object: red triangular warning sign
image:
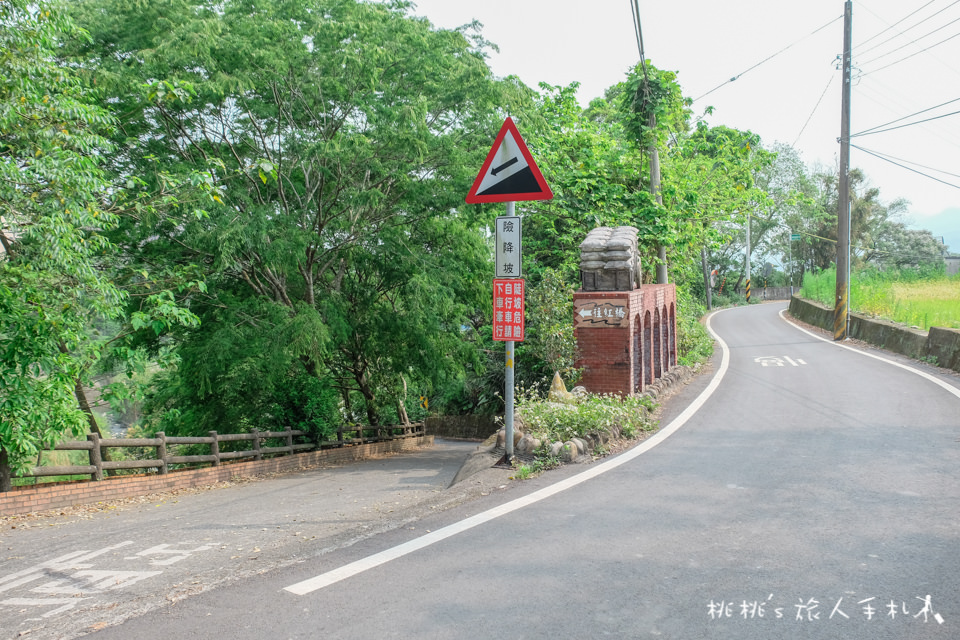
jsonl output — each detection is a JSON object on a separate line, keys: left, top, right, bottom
{"left": 465, "top": 117, "right": 553, "bottom": 204}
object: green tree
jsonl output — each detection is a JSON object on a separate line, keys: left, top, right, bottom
{"left": 70, "top": 0, "right": 514, "bottom": 428}
{"left": 517, "top": 83, "right": 653, "bottom": 282}
{"left": 0, "top": 0, "right": 127, "bottom": 483}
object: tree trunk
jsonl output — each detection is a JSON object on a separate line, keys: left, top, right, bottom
{"left": 354, "top": 372, "right": 379, "bottom": 426}
{"left": 59, "top": 340, "right": 112, "bottom": 471}
{"left": 0, "top": 447, "right": 12, "bottom": 492}
{"left": 397, "top": 375, "right": 411, "bottom": 426}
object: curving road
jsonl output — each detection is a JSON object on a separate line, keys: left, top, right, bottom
{"left": 6, "top": 302, "right": 960, "bottom": 639}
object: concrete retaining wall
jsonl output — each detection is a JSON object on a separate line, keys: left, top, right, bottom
{"left": 425, "top": 415, "right": 498, "bottom": 440}
{"left": 788, "top": 296, "right": 960, "bottom": 372}
{"left": 738, "top": 286, "right": 795, "bottom": 301}
{"left": 1, "top": 436, "right": 433, "bottom": 517}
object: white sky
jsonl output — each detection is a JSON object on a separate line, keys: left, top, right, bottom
{"left": 411, "top": 0, "right": 960, "bottom": 227}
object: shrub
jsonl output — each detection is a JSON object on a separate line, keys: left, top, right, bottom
{"left": 516, "top": 390, "right": 656, "bottom": 445}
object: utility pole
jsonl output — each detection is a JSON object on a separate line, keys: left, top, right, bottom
{"left": 745, "top": 214, "right": 751, "bottom": 303}
{"left": 650, "top": 114, "right": 668, "bottom": 284}
{"left": 631, "top": 0, "right": 668, "bottom": 284}
{"left": 834, "top": 0, "right": 853, "bottom": 340}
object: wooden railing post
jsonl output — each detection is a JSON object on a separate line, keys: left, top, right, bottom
{"left": 87, "top": 433, "right": 104, "bottom": 481}
{"left": 252, "top": 429, "right": 262, "bottom": 460}
{"left": 209, "top": 431, "right": 220, "bottom": 466}
{"left": 156, "top": 432, "right": 168, "bottom": 475}
{"left": 336, "top": 426, "right": 344, "bottom": 448}
{"left": 284, "top": 426, "right": 294, "bottom": 453}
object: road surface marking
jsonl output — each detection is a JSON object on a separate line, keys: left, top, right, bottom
{"left": 779, "top": 309, "right": 960, "bottom": 401}
{"left": 284, "top": 311, "right": 733, "bottom": 595}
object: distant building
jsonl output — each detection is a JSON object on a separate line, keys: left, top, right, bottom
{"left": 946, "top": 255, "right": 960, "bottom": 277}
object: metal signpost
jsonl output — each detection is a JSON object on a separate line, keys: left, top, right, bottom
{"left": 466, "top": 117, "right": 552, "bottom": 463}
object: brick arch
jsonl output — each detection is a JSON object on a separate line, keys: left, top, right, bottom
{"left": 653, "top": 308, "right": 662, "bottom": 379}
{"left": 661, "top": 307, "right": 669, "bottom": 374}
{"left": 633, "top": 313, "right": 643, "bottom": 394}
{"left": 669, "top": 303, "right": 677, "bottom": 367}
{"left": 643, "top": 310, "right": 653, "bottom": 386}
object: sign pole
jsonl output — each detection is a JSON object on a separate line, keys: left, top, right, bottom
{"left": 503, "top": 201, "right": 515, "bottom": 464}
{"left": 465, "top": 116, "right": 551, "bottom": 465}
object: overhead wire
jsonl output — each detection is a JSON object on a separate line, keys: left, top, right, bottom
{"left": 850, "top": 143, "right": 960, "bottom": 190}
{"left": 692, "top": 14, "right": 843, "bottom": 103}
{"left": 854, "top": 0, "right": 956, "bottom": 57}
{"left": 793, "top": 74, "right": 835, "bottom": 146}
{"left": 859, "top": 29, "right": 960, "bottom": 76}
{"left": 854, "top": 76, "right": 960, "bottom": 148}
{"left": 850, "top": 106, "right": 960, "bottom": 137}
{"left": 858, "top": 13, "right": 960, "bottom": 67}
{"left": 851, "top": 95, "right": 960, "bottom": 137}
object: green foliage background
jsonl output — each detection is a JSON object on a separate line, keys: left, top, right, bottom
{"left": 2, "top": 0, "right": 947, "bottom": 480}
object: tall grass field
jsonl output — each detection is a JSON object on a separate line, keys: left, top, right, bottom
{"left": 800, "top": 267, "right": 960, "bottom": 330}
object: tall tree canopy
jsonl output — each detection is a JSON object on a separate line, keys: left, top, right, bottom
{"left": 0, "top": 0, "right": 123, "bottom": 475}
{"left": 68, "top": 0, "right": 517, "bottom": 430}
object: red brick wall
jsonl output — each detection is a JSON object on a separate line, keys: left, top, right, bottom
{"left": 574, "top": 285, "right": 677, "bottom": 396}
{"left": 0, "top": 436, "right": 433, "bottom": 517}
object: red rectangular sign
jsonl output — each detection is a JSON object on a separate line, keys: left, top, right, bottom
{"left": 493, "top": 278, "right": 525, "bottom": 342}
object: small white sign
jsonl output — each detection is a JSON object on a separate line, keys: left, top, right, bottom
{"left": 495, "top": 216, "right": 522, "bottom": 278}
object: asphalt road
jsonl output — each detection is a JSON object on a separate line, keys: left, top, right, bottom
{"left": 4, "top": 302, "right": 959, "bottom": 639}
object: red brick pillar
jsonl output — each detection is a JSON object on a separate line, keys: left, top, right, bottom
{"left": 573, "top": 284, "right": 677, "bottom": 396}
{"left": 573, "top": 289, "right": 644, "bottom": 396}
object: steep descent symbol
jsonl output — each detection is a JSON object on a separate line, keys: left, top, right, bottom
{"left": 465, "top": 117, "right": 553, "bottom": 204}
{"left": 492, "top": 157, "right": 519, "bottom": 176}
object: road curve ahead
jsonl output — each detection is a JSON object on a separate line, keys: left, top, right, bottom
{"left": 85, "top": 302, "right": 959, "bottom": 640}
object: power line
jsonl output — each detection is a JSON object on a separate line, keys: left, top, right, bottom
{"left": 850, "top": 106, "right": 960, "bottom": 137}
{"left": 860, "top": 28, "right": 960, "bottom": 76}
{"left": 693, "top": 15, "right": 842, "bottom": 103}
{"left": 850, "top": 144, "right": 960, "bottom": 180}
{"left": 854, "top": 76, "right": 960, "bottom": 148}
{"left": 793, "top": 74, "right": 835, "bottom": 146}
{"left": 859, "top": 13, "right": 960, "bottom": 66}
{"left": 850, "top": 143, "right": 960, "bottom": 190}
{"left": 854, "top": 0, "right": 955, "bottom": 56}
{"left": 851, "top": 95, "right": 960, "bottom": 136}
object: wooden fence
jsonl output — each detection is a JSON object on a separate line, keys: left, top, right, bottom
{"left": 4, "top": 423, "right": 425, "bottom": 491}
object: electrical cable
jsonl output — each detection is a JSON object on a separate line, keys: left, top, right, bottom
{"left": 859, "top": 14, "right": 960, "bottom": 66}
{"left": 692, "top": 15, "right": 843, "bottom": 103}
{"left": 793, "top": 74, "right": 835, "bottom": 146}
{"left": 854, "top": 0, "right": 955, "bottom": 56}
{"left": 848, "top": 145, "right": 960, "bottom": 179}
{"left": 629, "top": 0, "right": 643, "bottom": 59}
{"left": 851, "top": 95, "right": 960, "bottom": 137}
{"left": 860, "top": 28, "right": 960, "bottom": 76}
{"left": 850, "top": 143, "right": 960, "bottom": 190}
{"left": 849, "top": 106, "right": 960, "bottom": 137}
{"left": 854, "top": 77, "right": 960, "bottom": 148}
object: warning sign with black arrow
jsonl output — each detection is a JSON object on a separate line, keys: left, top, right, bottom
{"left": 465, "top": 117, "right": 553, "bottom": 204}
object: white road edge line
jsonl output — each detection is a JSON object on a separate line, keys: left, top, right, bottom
{"left": 778, "top": 309, "right": 960, "bottom": 401}
{"left": 284, "top": 311, "right": 733, "bottom": 596}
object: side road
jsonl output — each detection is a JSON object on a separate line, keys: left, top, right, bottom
{"left": 0, "top": 440, "right": 516, "bottom": 640}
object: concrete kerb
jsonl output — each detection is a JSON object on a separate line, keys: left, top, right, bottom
{"left": 448, "top": 364, "right": 702, "bottom": 486}
{"left": 788, "top": 295, "right": 960, "bottom": 373}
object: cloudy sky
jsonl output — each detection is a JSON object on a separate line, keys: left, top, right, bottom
{"left": 411, "top": 0, "right": 960, "bottom": 242}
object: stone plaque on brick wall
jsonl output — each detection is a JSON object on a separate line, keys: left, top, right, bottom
{"left": 575, "top": 300, "right": 628, "bottom": 328}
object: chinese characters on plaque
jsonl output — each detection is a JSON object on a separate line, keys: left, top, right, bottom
{"left": 493, "top": 278, "right": 525, "bottom": 342}
{"left": 495, "top": 216, "right": 521, "bottom": 278}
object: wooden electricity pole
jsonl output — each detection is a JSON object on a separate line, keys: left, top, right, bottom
{"left": 632, "top": 0, "right": 668, "bottom": 284}
{"left": 834, "top": 0, "right": 853, "bottom": 340}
